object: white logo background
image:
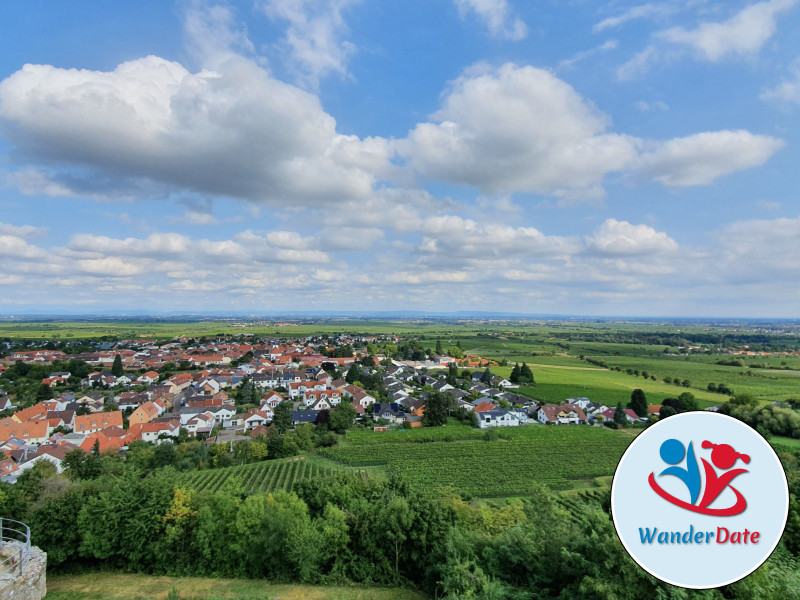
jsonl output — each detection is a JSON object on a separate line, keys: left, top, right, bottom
{"left": 611, "top": 412, "right": 789, "bottom": 589}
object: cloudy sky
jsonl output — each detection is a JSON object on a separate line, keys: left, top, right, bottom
{"left": 0, "top": 0, "right": 798, "bottom": 316}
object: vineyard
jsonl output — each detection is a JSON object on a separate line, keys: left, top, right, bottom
{"left": 321, "top": 425, "right": 633, "bottom": 497}
{"left": 181, "top": 457, "right": 370, "bottom": 495}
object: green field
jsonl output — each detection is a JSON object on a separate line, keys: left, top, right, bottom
{"left": 320, "top": 423, "right": 633, "bottom": 496}
{"left": 181, "top": 455, "right": 375, "bottom": 494}
{"left": 3, "top": 318, "right": 799, "bottom": 406}
{"left": 47, "top": 573, "right": 426, "bottom": 600}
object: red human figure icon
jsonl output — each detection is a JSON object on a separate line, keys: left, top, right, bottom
{"left": 698, "top": 441, "right": 750, "bottom": 511}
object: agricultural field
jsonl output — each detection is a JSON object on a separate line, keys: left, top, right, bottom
{"left": 2, "top": 318, "right": 799, "bottom": 406}
{"left": 181, "top": 456, "right": 373, "bottom": 495}
{"left": 320, "top": 424, "right": 633, "bottom": 497}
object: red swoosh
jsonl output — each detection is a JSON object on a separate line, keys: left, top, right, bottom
{"left": 648, "top": 472, "right": 747, "bottom": 516}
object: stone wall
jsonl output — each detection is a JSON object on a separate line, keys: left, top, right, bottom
{"left": 0, "top": 543, "right": 46, "bottom": 600}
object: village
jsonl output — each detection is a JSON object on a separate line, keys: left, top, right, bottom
{"left": 0, "top": 334, "right": 658, "bottom": 482}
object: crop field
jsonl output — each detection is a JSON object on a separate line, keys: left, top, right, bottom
{"left": 3, "top": 318, "right": 798, "bottom": 405}
{"left": 492, "top": 365, "right": 722, "bottom": 408}
{"left": 321, "top": 424, "right": 633, "bottom": 496}
{"left": 181, "top": 456, "right": 371, "bottom": 495}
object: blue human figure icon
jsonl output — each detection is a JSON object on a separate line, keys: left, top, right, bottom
{"left": 659, "top": 438, "right": 701, "bottom": 505}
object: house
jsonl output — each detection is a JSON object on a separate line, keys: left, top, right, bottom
{"left": 537, "top": 404, "right": 587, "bottom": 425}
{"left": 342, "top": 385, "right": 376, "bottom": 409}
{"left": 179, "top": 403, "right": 236, "bottom": 427}
{"left": 472, "top": 400, "right": 496, "bottom": 413}
{"left": 371, "top": 403, "right": 405, "bottom": 425}
{"left": 129, "top": 401, "right": 161, "bottom": 427}
{"left": 260, "top": 391, "right": 284, "bottom": 409}
{"left": 0, "top": 458, "right": 19, "bottom": 480}
{"left": 478, "top": 409, "right": 522, "bottom": 429}
{"left": 0, "top": 420, "right": 52, "bottom": 445}
{"left": 302, "top": 389, "right": 342, "bottom": 408}
{"left": 126, "top": 418, "right": 181, "bottom": 445}
{"left": 74, "top": 411, "right": 124, "bottom": 435}
{"left": 45, "top": 410, "right": 76, "bottom": 430}
{"left": 184, "top": 412, "right": 216, "bottom": 437}
{"left": 291, "top": 411, "right": 318, "bottom": 426}
{"left": 136, "top": 371, "right": 160, "bottom": 385}
{"left": 597, "top": 408, "right": 641, "bottom": 423}
{"left": 79, "top": 431, "right": 125, "bottom": 454}
{"left": 242, "top": 408, "right": 272, "bottom": 431}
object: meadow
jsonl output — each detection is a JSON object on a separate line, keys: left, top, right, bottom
{"left": 47, "top": 573, "right": 426, "bottom": 600}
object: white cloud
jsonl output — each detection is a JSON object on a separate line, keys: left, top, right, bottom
{"left": 400, "top": 63, "right": 640, "bottom": 198}
{"left": 616, "top": 46, "right": 662, "bottom": 81}
{"left": 586, "top": 219, "right": 677, "bottom": 255}
{"left": 636, "top": 130, "right": 784, "bottom": 186}
{"left": 657, "top": 0, "right": 796, "bottom": 62}
{"left": 594, "top": 4, "right": 672, "bottom": 32}
{"left": 182, "top": 1, "right": 256, "bottom": 68}
{"left": 172, "top": 211, "right": 220, "bottom": 225}
{"left": 0, "top": 54, "right": 386, "bottom": 207}
{"left": 76, "top": 257, "right": 147, "bottom": 277}
{"left": 259, "top": 0, "right": 358, "bottom": 88}
{"left": 558, "top": 40, "right": 619, "bottom": 70}
{"left": 761, "top": 59, "right": 800, "bottom": 103}
{"left": 454, "top": 0, "right": 527, "bottom": 41}
{"left": 634, "top": 100, "right": 669, "bottom": 112}
{"left": 0, "top": 222, "right": 46, "bottom": 239}
{"left": 0, "top": 235, "right": 46, "bottom": 259}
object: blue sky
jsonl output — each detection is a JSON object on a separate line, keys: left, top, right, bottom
{"left": 0, "top": 0, "right": 799, "bottom": 316}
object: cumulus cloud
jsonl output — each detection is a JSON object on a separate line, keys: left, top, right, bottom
{"left": 0, "top": 235, "right": 46, "bottom": 260}
{"left": 0, "top": 52, "right": 387, "bottom": 206}
{"left": 585, "top": 219, "right": 677, "bottom": 255}
{"left": 399, "top": 63, "right": 640, "bottom": 198}
{"left": 259, "top": 0, "right": 358, "bottom": 88}
{"left": 657, "top": 0, "right": 796, "bottom": 62}
{"left": 454, "top": 0, "right": 527, "bottom": 41}
{"left": 636, "top": 130, "right": 785, "bottom": 186}
{"left": 400, "top": 63, "right": 780, "bottom": 196}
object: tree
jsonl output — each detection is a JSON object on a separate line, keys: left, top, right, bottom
{"left": 630, "top": 389, "right": 648, "bottom": 418}
{"left": 510, "top": 363, "right": 522, "bottom": 384}
{"left": 659, "top": 406, "right": 677, "bottom": 420}
{"left": 345, "top": 364, "right": 363, "bottom": 385}
{"left": 435, "top": 340, "right": 444, "bottom": 355}
{"left": 36, "top": 383, "right": 53, "bottom": 401}
{"left": 111, "top": 354, "right": 123, "bottom": 377}
{"left": 614, "top": 402, "right": 627, "bottom": 427}
{"left": 423, "top": 391, "right": 449, "bottom": 427}
{"left": 480, "top": 368, "right": 493, "bottom": 384}
{"left": 273, "top": 401, "right": 293, "bottom": 434}
{"left": 519, "top": 363, "right": 534, "bottom": 384}
{"left": 329, "top": 402, "right": 357, "bottom": 433}
{"left": 677, "top": 392, "right": 699, "bottom": 412}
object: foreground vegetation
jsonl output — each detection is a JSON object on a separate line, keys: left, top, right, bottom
{"left": 47, "top": 573, "right": 426, "bottom": 600}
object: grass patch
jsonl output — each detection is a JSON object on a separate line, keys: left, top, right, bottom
{"left": 47, "top": 573, "right": 427, "bottom": 600}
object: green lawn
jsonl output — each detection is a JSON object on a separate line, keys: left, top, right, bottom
{"left": 46, "top": 573, "right": 427, "bottom": 600}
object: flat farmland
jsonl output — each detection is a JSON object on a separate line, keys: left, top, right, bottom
{"left": 320, "top": 424, "right": 633, "bottom": 496}
{"left": 493, "top": 365, "right": 722, "bottom": 408}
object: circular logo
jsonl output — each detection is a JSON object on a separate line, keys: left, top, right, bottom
{"left": 611, "top": 411, "right": 789, "bottom": 589}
